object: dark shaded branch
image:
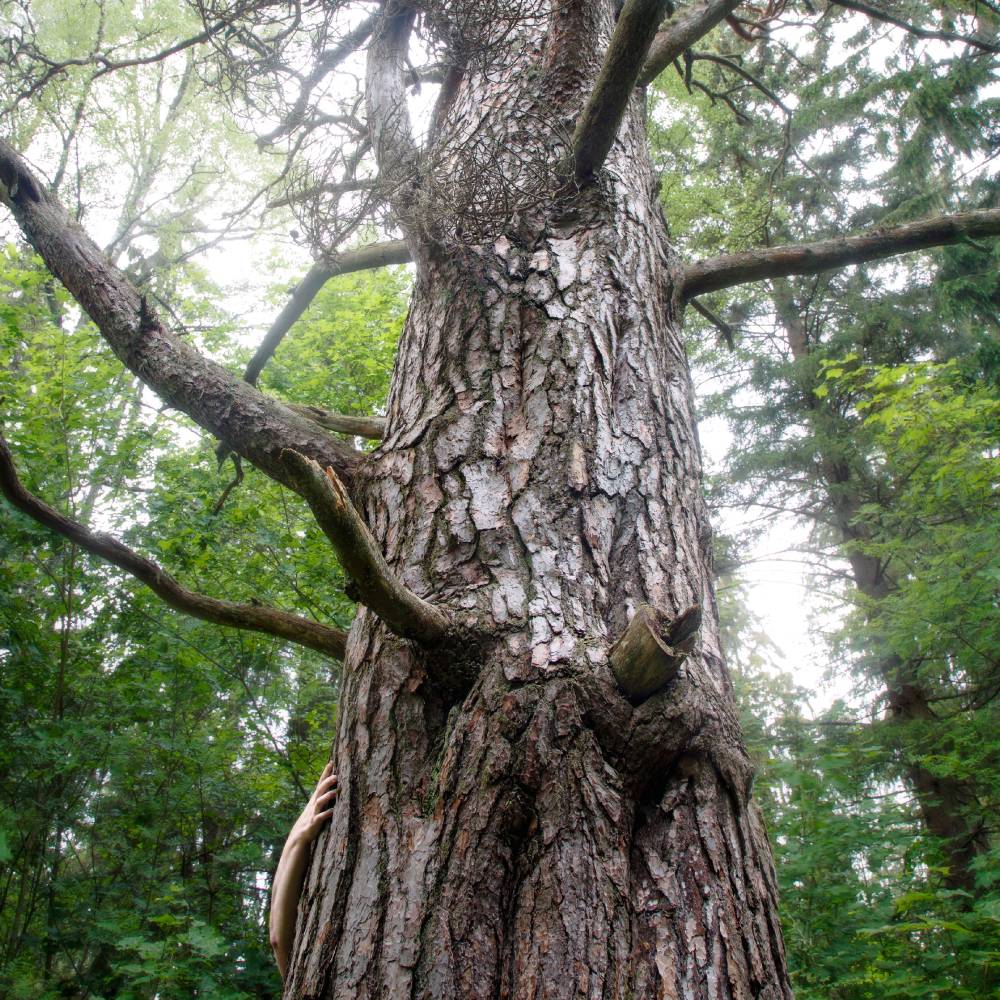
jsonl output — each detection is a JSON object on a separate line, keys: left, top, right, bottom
{"left": 287, "top": 404, "right": 385, "bottom": 440}
{"left": 212, "top": 454, "right": 244, "bottom": 514}
{"left": 637, "top": 0, "right": 743, "bottom": 88}
{"left": 281, "top": 450, "right": 450, "bottom": 645}
{"left": 0, "top": 137, "right": 361, "bottom": 491}
{"left": 242, "top": 239, "right": 410, "bottom": 387}
{"left": 573, "top": 0, "right": 674, "bottom": 180}
{"left": 690, "top": 297, "right": 736, "bottom": 349}
{"left": 828, "top": 0, "right": 1000, "bottom": 54}
{"left": 682, "top": 208, "right": 1000, "bottom": 298}
{"left": 0, "top": 435, "right": 347, "bottom": 660}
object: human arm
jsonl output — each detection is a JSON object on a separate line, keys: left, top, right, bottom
{"left": 269, "top": 762, "right": 340, "bottom": 980}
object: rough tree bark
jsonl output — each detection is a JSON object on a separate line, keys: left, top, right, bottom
{"left": 285, "top": 5, "right": 790, "bottom": 997}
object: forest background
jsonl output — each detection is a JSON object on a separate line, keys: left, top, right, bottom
{"left": 0, "top": 0, "right": 998, "bottom": 997}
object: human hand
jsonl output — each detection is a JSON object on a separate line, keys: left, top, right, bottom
{"left": 290, "top": 761, "right": 339, "bottom": 847}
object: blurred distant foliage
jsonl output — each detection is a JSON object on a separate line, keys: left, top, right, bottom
{"left": 0, "top": 246, "right": 406, "bottom": 998}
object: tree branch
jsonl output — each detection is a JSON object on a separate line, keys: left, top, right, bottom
{"left": 828, "top": 0, "right": 1000, "bottom": 54}
{"left": 690, "top": 297, "right": 736, "bottom": 349}
{"left": 0, "top": 435, "right": 347, "bottom": 660}
{"left": 637, "top": 0, "right": 743, "bottom": 89}
{"left": 255, "top": 13, "right": 380, "bottom": 148}
{"left": 365, "top": 3, "right": 419, "bottom": 198}
{"left": 287, "top": 404, "right": 385, "bottom": 441}
{"left": 0, "top": 137, "right": 361, "bottom": 492}
{"left": 280, "top": 450, "right": 450, "bottom": 646}
{"left": 573, "top": 0, "right": 675, "bottom": 180}
{"left": 681, "top": 208, "right": 1000, "bottom": 298}
{"left": 689, "top": 51, "right": 790, "bottom": 113}
{"left": 242, "top": 240, "right": 410, "bottom": 387}
{"left": 267, "top": 178, "right": 376, "bottom": 211}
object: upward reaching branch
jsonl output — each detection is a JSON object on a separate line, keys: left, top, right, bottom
{"left": 242, "top": 240, "right": 410, "bottom": 387}
{"left": 0, "top": 138, "right": 361, "bottom": 492}
{"left": 365, "top": 3, "right": 419, "bottom": 213}
{"left": 0, "top": 435, "right": 347, "bottom": 660}
{"left": 573, "top": 0, "right": 675, "bottom": 180}
{"left": 636, "top": 0, "right": 743, "bottom": 89}
{"left": 256, "top": 12, "right": 380, "bottom": 148}
{"left": 681, "top": 208, "right": 1000, "bottom": 298}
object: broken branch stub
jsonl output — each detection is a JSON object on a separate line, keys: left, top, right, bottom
{"left": 609, "top": 603, "right": 702, "bottom": 701}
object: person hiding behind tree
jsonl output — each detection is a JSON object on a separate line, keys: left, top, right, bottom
{"left": 269, "top": 763, "right": 339, "bottom": 979}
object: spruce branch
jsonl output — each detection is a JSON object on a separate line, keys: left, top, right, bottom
{"left": 829, "top": 0, "right": 1000, "bottom": 54}
{"left": 682, "top": 209, "right": 1000, "bottom": 298}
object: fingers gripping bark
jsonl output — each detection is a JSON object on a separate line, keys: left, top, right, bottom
{"left": 0, "top": 137, "right": 361, "bottom": 492}
{"left": 280, "top": 449, "right": 452, "bottom": 646}
{"left": 0, "top": 435, "right": 347, "bottom": 660}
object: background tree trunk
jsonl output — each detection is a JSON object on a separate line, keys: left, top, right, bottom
{"left": 772, "top": 284, "right": 987, "bottom": 896}
{"left": 286, "top": 12, "right": 792, "bottom": 996}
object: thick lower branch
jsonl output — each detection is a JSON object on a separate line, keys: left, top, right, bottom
{"left": 636, "top": 0, "right": 743, "bottom": 88}
{"left": 0, "top": 436, "right": 347, "bottom": 660}
{"left": 281, "top": 450, "right": 450, "bottom": 645}
{"left": 682, "top": 208, "right": 1000, "bottom": 298}
{"left": 0, "top": 138, "right": 361, "bottom": 491}
{"left": 573, "top": 0, "right": 674, "bottom": 180}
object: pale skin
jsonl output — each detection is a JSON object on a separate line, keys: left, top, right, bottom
{"left": 269, "top": 761, "right": 339, "bottom": 980}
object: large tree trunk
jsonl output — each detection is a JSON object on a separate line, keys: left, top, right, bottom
{"left": 285, "top": 12, "right": 791, "bottom": 997}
